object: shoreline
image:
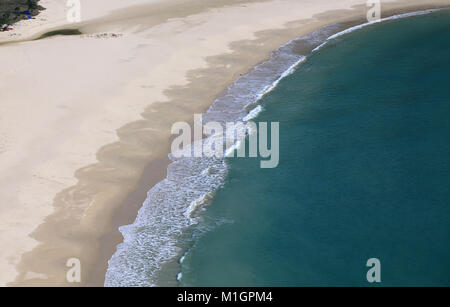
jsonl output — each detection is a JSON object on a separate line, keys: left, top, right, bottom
{"left": 0, "top": 0, "right": 448, "bottom": 287}
{"left": 105, "top": 6, "right": 450, "bottom": 287}
{"left": 174, "top": 9, "right": 450, "bottom": 286}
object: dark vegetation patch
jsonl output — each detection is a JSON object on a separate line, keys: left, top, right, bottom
{"left": 36, "top": 29, "right": 83, "bottom": 40}
{"left": 0, "top": 0, "right": 44, "bottom": 26}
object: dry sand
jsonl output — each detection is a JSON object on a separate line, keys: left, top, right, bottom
{"left": 0, "top": 0, "right": 448, "bottom": 286}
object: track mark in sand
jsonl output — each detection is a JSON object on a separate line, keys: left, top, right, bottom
{"left": 31, "top": 174, "right": 66, "bottom": 187}
{"left": 81, "top": 33, "right": 123, "bottom": 39}
{"left": 0, "top": 134, "right": 9, "bottom": 154}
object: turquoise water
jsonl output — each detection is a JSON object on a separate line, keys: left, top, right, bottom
{"left": 180, "top": 10, "right": 450, "bottom": 286}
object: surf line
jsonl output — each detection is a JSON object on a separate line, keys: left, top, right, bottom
{"left": 171, "top": 114, "right": 280, "bottom": 169}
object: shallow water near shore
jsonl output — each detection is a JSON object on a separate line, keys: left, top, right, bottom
{"left": 179, "top": 10, "right": 450, "bottom": 286}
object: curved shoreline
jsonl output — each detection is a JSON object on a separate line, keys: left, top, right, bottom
{"left": 1, "top": 0, "right": 449, "bottom": 287}
{"left": 177, "top": 9, "right": 450, "bottom": 286}
{"left": 105, "top": 6, "right": 450, "bottom": 286}
{"left": 174, "top": 7, "right": 448, "bottom": 286}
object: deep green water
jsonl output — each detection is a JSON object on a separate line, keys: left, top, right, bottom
{"left": 180, "top": 10, "right": 450, "bottom": 286}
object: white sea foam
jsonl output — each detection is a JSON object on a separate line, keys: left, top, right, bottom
{"left": 185, "top": 192, "right": 213, "bottom": 218}
{"left": 253, "top": 56, "right": 306, "bottom": 104}
{"left": 312, "top": 9, "right": 439, "bottom": 53}
{"left": 105, "top": 157, "right": 228, "bottom": 287}
{"left": 243, "top": 105, "right": 263, "bottom": 122}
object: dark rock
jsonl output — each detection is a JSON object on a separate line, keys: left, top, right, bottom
{"left": 0, "top": 0, "right": 44, "bottom": 26}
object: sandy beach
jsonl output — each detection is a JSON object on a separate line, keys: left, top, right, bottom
{"left": 0, "top": 0, "right": 448, "bottom": 286}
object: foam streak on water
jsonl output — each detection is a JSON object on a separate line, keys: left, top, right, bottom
{"left": 312, "top": 9, "right": 439, "bottom": 53}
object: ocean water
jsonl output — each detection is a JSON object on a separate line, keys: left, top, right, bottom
{"left": 178, "top": 10, "right": 450, "bottom": 286}
{"left": 105, "top": 9, "right": 450, "bottom": 286}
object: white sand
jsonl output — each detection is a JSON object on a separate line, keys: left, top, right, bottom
{"left": 0, "top": 0, "right": 448, "bottom": 286}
